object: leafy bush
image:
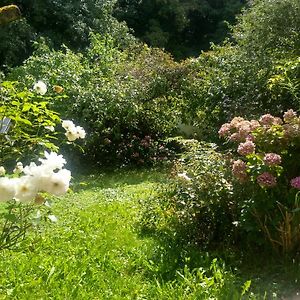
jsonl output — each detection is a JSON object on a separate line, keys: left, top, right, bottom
{"left": 219, "top": 110, "right": 300, "bottom": 253}
{"left": 180, "top": 0, "right": 300, "bottom": 140}
{"left": 8, "top": 35, "right": 184, "bottom": 165}
{"left": 0, "top": 0, "right": 134, "bottom": 68}
{"left": 141, "top": 139, "right": 236, "bottom": 248}
{"left": 0, "top": 81, "right": 61, "bottom": 167}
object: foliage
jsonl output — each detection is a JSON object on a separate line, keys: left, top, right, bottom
{"left": 0, "top": 199, "right": 55, "bottom": 251}
{"left": 180, "top": 0, "right": 300, "bottom": 140}
{"left": 219, "top": 110, "right": 300, "bottom": 253}
{"left": 8, "top": 35, "right": 185, "bottom": 165}
{"left": 0, "top": 0, "right": 134, "bottom": 69}
{"left": 0, "top": 81, "right": 61, "bottom": 167}
{"left": 0, "top": 18, "right": 36, "bottom": 69}
{"left": 115, "top": 0, "right": 245, "bottom": 59}
{"left": 141, "top": 140, "right": 236, "bottom": 248}
{"left": 268, "top": 56, "right": 300, "bottom": 106}
{"left": 0, "top": 169, "right": 284, "bottom": 299}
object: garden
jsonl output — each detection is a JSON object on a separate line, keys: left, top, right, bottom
{"left": 0, "top": 0, "right": 299, "bottom": 298}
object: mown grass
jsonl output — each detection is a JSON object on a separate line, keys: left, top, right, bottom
{"left": 0, "top": 168, "right": 299, "bottom": 299}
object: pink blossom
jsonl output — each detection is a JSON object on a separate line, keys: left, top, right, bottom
{"left": 250, "top": 120, "right": 261, "bottom": 130}
{"left": 232, "top": 160, "right": 248, "bottom": 182}
{"left": 290, "top": 177, "right": 300, "bottom": 190}
{"left": 283, "top": 124, "right": 300, "bottom": 138}
{"left": 238, "top": 121, "right": 251, "bottom": 140}
{"left": 246, "top": 134, "right": 255, "bottom": 142}
{"left": 230, "top": 117, "right": 245, "bottom": 128}
{"left": 263, "top": 153, "right": 282, "bottom": 166}
{"left": 229, "top": 132, "right": 241, "bottom": 142}
{"left": 274, "top": 117, "right": 283, "bottom": 125}
{"left": 218, "top": 123, "right": 231, "bottom": 137}
{"left": 237, "top": 140, "right": 255, "bottom": 156}
{"left": 257, "top": 172, "right": 277, "bottom": 188}
{"left": 259, "top": 114, "right": 275, "bottom": 126}
{"left": 283, "top": 109, "right": 297, "bottom": 124}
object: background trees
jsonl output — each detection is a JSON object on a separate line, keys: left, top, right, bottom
{"left": 0, "top": 0, "right": 131, "bottom": 68}
{"left": 0, "top": 0, "right": 245, "bottom": 68}
{"left": 115, "top": 0, "right": 245, "bottom": 59}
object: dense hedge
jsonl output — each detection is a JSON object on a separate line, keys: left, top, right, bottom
{"left": 179, "top": 0, "right": 300, "bottom": 141}
{"left": 8, "top": 35, "right": 187, "bottom": 165}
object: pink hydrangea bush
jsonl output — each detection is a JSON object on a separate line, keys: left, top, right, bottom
{"left": 220, "top": 109, "right": 300, "bottom": 253}
{"left": 219, "top": 109, "right": 300, "bottom": 190}
{"left": 256, "top": 172, "right": 277, "bottom": 188}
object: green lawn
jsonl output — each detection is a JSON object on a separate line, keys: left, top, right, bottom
{"left": 0, "top": 169, "right": 298, "bottom": 299}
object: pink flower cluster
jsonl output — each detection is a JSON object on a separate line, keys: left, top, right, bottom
{"left": 290, "top": 177, "right": 300, "bottom": 190}
{"left": 259, "top": 114, "right": 282, "bottom": 126}
{"left": 283, "top": 123, "right": 300, "bottom": 138}
{"left": 237, "top": 140, "right": 255, "bottom": 156}
{"left": 263, "top": 153, "right": 281, "bottom": 166}
{"left": 232, "top": 160, "right": 248, "bottom": 182}
{"left": 283, "top": 109, "right": 297, "bottom": 124}
{"left": 218, "top": 117, "right": 259, "bottom": 142}
{"left": 220, "top": 110, "right": 300, "bottom": 190}
{"left": 257, "top": 172, "right": 277, "bottom": 188}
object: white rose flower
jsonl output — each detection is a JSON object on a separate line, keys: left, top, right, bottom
{"left": 65, "top": 129, "right": 78, "bottom": 142}
{"left": 62, "top": 120, "right": 76, "bottom": 131}
{"left": 43, "top": 169, "right": 71, "bottom": 196}
{"left": 0, "top": 166, "right": 6, "bottom": 176}
{"left": 0, "top": 177, "right": 16, "bottom": 201}
{"left": 39, "top": 151, "right": 66, "bottom": 171}
{"left": 33, "top": 80, "right": 47, "bottom": 95}
{"left": 76, "top": 126, "right": 86, "bottom": 139}
{"left": 14, "top": 176, "right": 38, "bottom": 202}
{"left": 13, "top": 162, "right": 23, "bottom": 174}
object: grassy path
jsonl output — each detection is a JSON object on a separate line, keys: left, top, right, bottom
{"left": 0, "top": 169, "right": 297, "bottom": 299}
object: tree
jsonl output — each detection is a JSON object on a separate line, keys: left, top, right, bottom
{"left": 0, "top": 0, "right": 132, "bottom": 68}
{"left": 114, "top": 0, "right": 245, "bottom": 59}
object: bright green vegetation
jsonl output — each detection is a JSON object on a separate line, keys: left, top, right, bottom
{"left": 0, "top": 169, "right": 298, "bottom": 299}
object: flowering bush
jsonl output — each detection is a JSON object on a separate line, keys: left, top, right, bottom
{"left": 0, "top": 80, "right": 85, "bottom": 250}
{"left": 220, "top": 109, "right": 300, "bottom": 253}
{"left": 0, "top": 151, "right": 71, "bottom": 202}
{"left": 142, "top": 140, "right": 235, "bottom": 247}
{"left": 8, "top": 36, "right": 183, "bottom": 165}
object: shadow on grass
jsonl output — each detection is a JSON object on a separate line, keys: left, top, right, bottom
{"left": 137, "top": 222, "right": 300, "bottom": 298}
{"left": 71, "top": 165, "right": 171, "bottom": 192}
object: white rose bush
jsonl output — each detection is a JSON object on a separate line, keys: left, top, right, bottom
{"left": 0, "top": 151, "right": 71, "bottom": 203}
{"left": 0, "top": 80, "right": 86, "bottom": 250}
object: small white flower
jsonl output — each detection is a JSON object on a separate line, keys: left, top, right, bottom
{"left": 14, "top": 176, "right": 38, "bottom": 202}
{"left": 33, "top": 80, "right": 47, "bottom": 95}
{"left": 177, "top": 172, "right": 192, "bottom": 181}
{"left": 62, "top": 120, "right": 76, "bottom": 131}
{"left": 39, "top": 151, "right": 66, "bottom": 171}
{"left": 0, "top": 177, "right": 16, "bottom": 201}
{"left": 43, "top": 169, "right": 71, "bottom": 196}
{"left": 45, "top": 125, "right": 55, "bottom": 132}
{"left": 13, "top": 162, "right": 23, "bottom": 174}
{"left": 65, "top": 129, "right": 78, "bottom": 142}
{"left": 76, "top": 126, "right": 86, "bottom": 139}
{"left": 0, "top": 166, "right": 6, "bottom": 176}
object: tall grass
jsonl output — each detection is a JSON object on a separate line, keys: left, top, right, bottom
{"left": 0, "top": 169, "right": 298, "bottom": 299}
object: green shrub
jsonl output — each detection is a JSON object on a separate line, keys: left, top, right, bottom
{"left": 141, "top": 140, "right": 236, "bottom": 248}
{"left": 0, "top": 0, "right": 134, "bottom": 68}
{"left": 8, "top": 35, "right": 184, "bottom": 165}
{"left": 180, "top": 0, "right": 300, "bottom": 141}
{"left": 0, "top": 80, "right": 61, "bottom": 167}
